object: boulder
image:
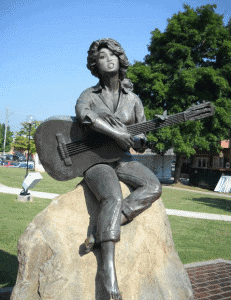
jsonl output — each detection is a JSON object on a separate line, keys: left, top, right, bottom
{"left": 11, "top": 180, "right": 194, "bottom": 300}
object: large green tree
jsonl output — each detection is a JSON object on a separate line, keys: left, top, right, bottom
{"left": 127, "top": 3, "right": 231, "bottom": 183}
{"left": 13, "top": 121, "right": 41, "bottom": 156}
{"left": 0, "top": 123, "right": 13, "bottom": 153}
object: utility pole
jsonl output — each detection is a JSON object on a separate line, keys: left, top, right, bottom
{"left": 3, "top": 108, "right": 9, "bottom": 155}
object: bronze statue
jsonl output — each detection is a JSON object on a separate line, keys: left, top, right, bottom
{"left": 75, "top": 38, "right": 162, "bottom": 300}
{"left": 14, "top": 37, "right": 214, "bottom": 300}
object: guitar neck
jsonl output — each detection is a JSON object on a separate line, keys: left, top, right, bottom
{"left": 126, "top": 111, "right": 185, "bottom": 136}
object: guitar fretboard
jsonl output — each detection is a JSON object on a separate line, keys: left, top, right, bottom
{"left": 126, "top": 112, "right": 185, "bottom": 136}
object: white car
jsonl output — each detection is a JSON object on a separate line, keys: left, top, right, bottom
{"left": 9, "top": 162, "right": 34, "bottom": 169}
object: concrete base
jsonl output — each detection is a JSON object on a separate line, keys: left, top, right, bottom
{"left": 17, "top": 194, "right": 33, "bottom": 202}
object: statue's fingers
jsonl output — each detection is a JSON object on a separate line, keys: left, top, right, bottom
{"left": 124, "top": 141, "right": 130, "bottom": 151}
{"left": 105, "top": 117, "right": 114, "bottom": 126}
{"left": 115, "top": 119, "right": 124, "bottom": 127}
{"left": 129, "top": 137, "right": 134, "bottom": 147}
{"left": 108, "top": 116, "right": 118, "bottom": 125}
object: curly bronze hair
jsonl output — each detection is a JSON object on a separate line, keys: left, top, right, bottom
{"left": 87, "top": 38, "right": 130, "bottom": 82}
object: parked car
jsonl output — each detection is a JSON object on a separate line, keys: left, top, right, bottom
{"left": 13, "top": 152, "right": 26, "bottom": 162}
{"left": 3, "top": 161, "right": 15, "bottom": 167}
{"left": 5, "top": 154, "right": 15, "bottom": 161}
{"left": 0, "top": 158, "right": 5, "bottom": 165}
{"left": 0, "top": 155, "right": 7, "bottom": 161}
{"left": 9, "top": 162, "right": 34, "bottom": 169}
{"left": 8, "top": 162, "right": 19, "bottom": 166}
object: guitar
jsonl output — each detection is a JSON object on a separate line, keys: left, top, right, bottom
{"left": 34, "top": 101, "right": 215, "bottom": 181}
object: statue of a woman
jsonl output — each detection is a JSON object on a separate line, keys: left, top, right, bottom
{"left": 75, "top": 38, "right": 162, "bottom": 300}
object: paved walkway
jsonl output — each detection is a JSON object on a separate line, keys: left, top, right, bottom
{"left": 185, "top": 258, "right": 231, "bottom": 299}
{"left": 0, "top": 184, "right": 59, "bottom": 199}
{"left": 163, "top": 184, "right": 231, "bottom": 198}
{"left": 1, "top": 184, "right": 231, "bottom": 222}
{"left": 166, "top": 208, "right": 231, "bottom": 221}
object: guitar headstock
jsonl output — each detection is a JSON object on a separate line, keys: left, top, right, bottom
{"left": 185, "top": 101, "right": 215, "bottom": 121}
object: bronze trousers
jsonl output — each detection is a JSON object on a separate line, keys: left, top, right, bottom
{"left": 84, "top": 160, "right": 162, "bottom": 244}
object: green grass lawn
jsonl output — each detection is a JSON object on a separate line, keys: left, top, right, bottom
{"left": 169, "top": 215, "right": 231, "bottom": 264}
{"left": 0, "top": 193, "right": 53, "bottom": 289}
{"left": 162, "top": 188, "right": 231, "bottom": 216}
{"left": 1, "top": 168, "right": 231, "bottom": 290}
{"left": 0, "top": 166, "right": 83, "bottom": 194}
{"left": 166, "top": 181, "right": 218, "bottom": 193}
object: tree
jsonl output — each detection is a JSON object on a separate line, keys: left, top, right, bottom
{"left": 127, "top": 4, "right": 231, "bottom": 183}
{"left": 0, "top": 123, "right": 13, "bottom": 153}
{"left": 13, "top": 121, "right": 41, "bottom": 157}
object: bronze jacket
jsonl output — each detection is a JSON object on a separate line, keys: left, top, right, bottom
{"left": 75, "top": 82, "right": 146, "bottom": 126}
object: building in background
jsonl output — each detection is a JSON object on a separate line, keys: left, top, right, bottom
{"left": 130, "top": 148, "right": 176, "bottom": 181}
{"left": 189, "top": 140, "right": 231, "bottom": 190}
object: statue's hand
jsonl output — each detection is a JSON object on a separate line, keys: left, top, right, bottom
{"left": 97, "top": 111, "right": 121, "bottom": 128}
{"left": 113, "top": 126, "right": 134, "bottom": 151}
{"left": 94, "top": 112, "right": 133, "bottom": 150}
{"left": 114, "top": 132, "right": 134, "bottom": 151}
{"left": 133, "top": 136, "right": 147, "bottom": 153}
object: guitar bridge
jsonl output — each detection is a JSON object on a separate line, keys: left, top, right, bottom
{"left": 56, "top": 133, "right": 72, "bottom": 166}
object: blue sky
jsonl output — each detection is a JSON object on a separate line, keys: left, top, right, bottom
{"left": 1, "top": 0, "right": 231, "bottom": 133}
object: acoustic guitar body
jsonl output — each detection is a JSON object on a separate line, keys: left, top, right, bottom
{"left": 34, "top": 116, "right": 125, "bottom": 181}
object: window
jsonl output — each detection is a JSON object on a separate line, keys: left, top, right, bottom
{"left": 213, "top": 157, "right": 224, "bottom": 168}
{"left": 195, "top": 157, "right": 208, "bottom": 169}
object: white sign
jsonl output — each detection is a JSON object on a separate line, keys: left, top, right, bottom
{"left": 214, "top": 176, "right": 231, "bottom": 193}
{"left": 22, "top": 172, "right": 43, "bottom": 192}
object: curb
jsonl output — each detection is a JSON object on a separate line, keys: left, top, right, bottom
{"left": 184, "top": 258, "right": 231, "bottom": 268}
{"left": 166, "top": 209, "right": 231, "bottom": 222}
{"left": 162, "top": 185, "right": 231, "bottom": 198}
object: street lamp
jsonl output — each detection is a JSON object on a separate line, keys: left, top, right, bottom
{"left": 25, "top": 115, "right": 35, "bottom": 178}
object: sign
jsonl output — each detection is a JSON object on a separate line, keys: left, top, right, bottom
{"left": 214, "top": 176, "right": 231, "bottom": 193}
{"left": 22, "top": 172, "right": 43, "bottom": 193}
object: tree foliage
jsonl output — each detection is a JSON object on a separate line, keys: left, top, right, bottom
{"left": 0, "top": 123, "right": 13, "bottom": 153}
{"left": 127, "top": 4, "right": 231, "bottom": 182}
{"left": 13, "top": 121, "right": 41, "bottom": 156}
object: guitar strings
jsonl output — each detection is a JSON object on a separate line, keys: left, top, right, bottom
{"left": 67, "top": 140, "right": 114, "bottom": 155}
{"left": 67, "top": 139, "right": 109, "bottom": 151}
{"left": 67, "top": 143, "right": 93, "bottom": 155}
{"left": 128, "top": 111, "right": 210, "bottom": 136}
{"left": 127, "top": 115, "right": 184, "bottom": 136}
{"left": 127, "top": 106, "right": 211, "bottom": 135}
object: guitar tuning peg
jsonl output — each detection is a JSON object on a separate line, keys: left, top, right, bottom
{"left": 156, "top": 110, "right": 168, "bottom": 121}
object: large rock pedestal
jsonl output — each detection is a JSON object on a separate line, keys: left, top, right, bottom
{"left": 11, "top": 181, "right": 194, "bottom": 300}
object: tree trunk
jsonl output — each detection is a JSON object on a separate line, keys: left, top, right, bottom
{"left": 174, "top": 153, "right": 183, "bottom": 184}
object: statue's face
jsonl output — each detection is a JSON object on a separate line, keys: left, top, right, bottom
{"left": 96, "top": 48, "right": 119, "bottom": 76}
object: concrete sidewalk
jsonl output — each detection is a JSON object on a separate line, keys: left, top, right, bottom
{"left": 166, "top": 208, "right": 231, "bottom": 221}
{"left": 163, "top": 185, "right": 231, "bottom": 198}
{"left": 1, "top": 184, "right": 231, "bottom": 222}
{"left": 0, "top": 184, "right": 59, "bottom": 200}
